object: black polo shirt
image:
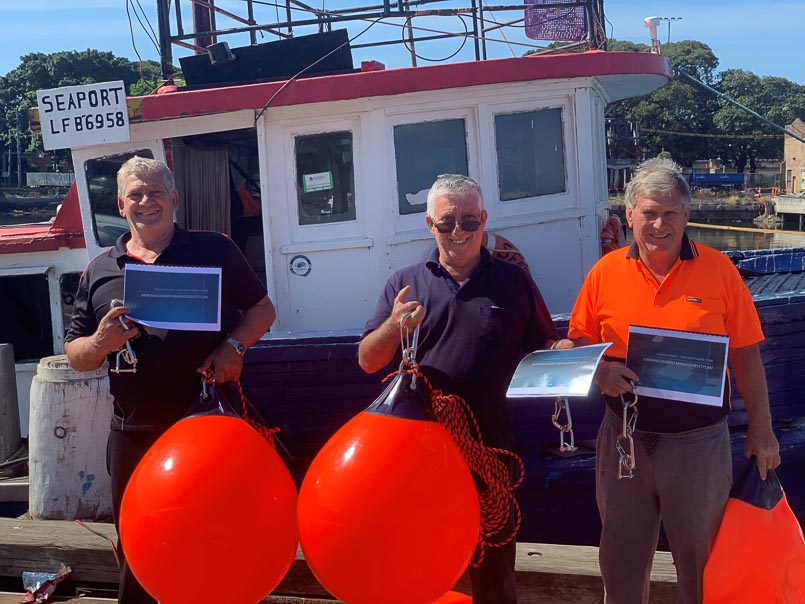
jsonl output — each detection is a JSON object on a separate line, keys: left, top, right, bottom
{"left": 66, "top": 227, "right": 267, "bottom": 431}
{"left": 364, "top": 247, "right": 558, "bottom": 450}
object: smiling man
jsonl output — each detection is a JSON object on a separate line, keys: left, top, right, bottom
{"left": 568, "top": 158, "right": 780, "bottom": 604}
{"left": 359, "top": 174, "right": 568, "bottom": 603}
{"left": 65, "top": 156, "right": 275, "bottom": 604}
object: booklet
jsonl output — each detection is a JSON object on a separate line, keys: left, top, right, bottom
{"left": 626, "top": 325, "right": 729, "bottom": 406}
{"left": 123, "top": 264, "right": 222, "bottom": 331}
{"left": 506, "top": 343, "right": 612, "bottom": 398}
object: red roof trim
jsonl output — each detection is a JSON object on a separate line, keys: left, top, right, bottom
{"left": 140, "top": 51, "right": 671, "bottom": 120}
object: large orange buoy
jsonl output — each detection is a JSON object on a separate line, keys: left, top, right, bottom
{"left": 298, "top": 371, "right": 480, "bottom": 604}
{"left": 703, "top": 457, "right": 805, "bottom": 603}
{"left": 120, "top": 412, "right": 298, "bottom": 604}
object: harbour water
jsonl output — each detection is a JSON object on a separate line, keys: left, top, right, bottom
{"left": 677, "top": 224, "right": 805, "bottom": 252}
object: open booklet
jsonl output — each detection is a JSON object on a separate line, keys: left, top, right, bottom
{"left": 506, "top": 343, "right": 612, "bottom": 398}
{"left": 626, "top": 325, "right": 729, "bottom": 407}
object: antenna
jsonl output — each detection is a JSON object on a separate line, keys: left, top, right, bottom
{"left": 643, "top": 16, "right": 661, "bottom": 55}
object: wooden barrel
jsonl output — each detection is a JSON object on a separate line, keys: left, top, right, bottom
{"left": 28, "top": 355, "right": 113, "bottom": 520}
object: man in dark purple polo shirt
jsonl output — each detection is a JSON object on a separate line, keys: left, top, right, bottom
{"left": 359, "top": 174, "right": 568, "bottom": 604}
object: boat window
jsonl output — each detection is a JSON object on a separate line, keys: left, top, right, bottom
{"left": 0, "top": 274, "right": 54, "bottom": 362}
{"left": 85, "top": 149, "right": 154, "bottom": 247}
{"left": 494, "top": 108, "right": 566, "bottom": 201}
{"left": 393, "top": 119, "right": 468, "bottom": 215}
{"left": 294, "top": 132, "right": 356, "bottom": 225}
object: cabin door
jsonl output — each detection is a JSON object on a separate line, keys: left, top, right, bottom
{"left": 263, "top": 116, "right": 383, "bottom": 332}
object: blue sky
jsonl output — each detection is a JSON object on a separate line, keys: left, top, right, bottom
{"left": 0, "top": 1, "right": 802, "bottom": 85}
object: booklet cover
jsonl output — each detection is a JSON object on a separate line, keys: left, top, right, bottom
{"left": 626, "top": 325, "right": 729, "bottom": 406}
{"left": 123, "top": 264, "right": 222, "bottom": 331}
{"left": 507, "top": 343, "right": 612, "bottom": 398}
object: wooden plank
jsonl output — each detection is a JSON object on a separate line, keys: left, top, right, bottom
{"left": 0, "top": 518, "right": 677, "bottom": 603}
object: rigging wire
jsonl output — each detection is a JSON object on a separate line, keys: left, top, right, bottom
{"left": 253, "top": 15, "right": 384, "bottom": 125}
{"left": 641, "top": 128, "right": 783, "bottom": 140}
{"left": 402, "top": 13, "right": 469, "bottom": 62}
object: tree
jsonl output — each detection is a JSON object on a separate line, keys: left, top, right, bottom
{"left": 711, "top": 69, "right": 805, "bottom": 172}
{"left": 605, "top": 39, "right": 720, "bottom": 166}
{"left": 0, "top": 50, "right": 162, "bottom": 165}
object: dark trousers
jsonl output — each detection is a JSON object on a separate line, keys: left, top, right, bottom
{"left": 107, "top": 429, "right": 162, "bottom": 604}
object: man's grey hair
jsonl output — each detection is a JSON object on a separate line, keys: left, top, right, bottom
{"left": 117, "top": 156, "right": 176, "bottom": 198}
{"left": 426, "top": 174, "right": 484, "bottom": 217}
{"left": 624, "top": 157, "right": 691, "bottom": 209}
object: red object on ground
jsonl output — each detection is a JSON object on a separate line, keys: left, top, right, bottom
{"left": 297, "top": 372, "right": 480, "bottom": 604}
{"left": 120, "top": 415, "right": 298, "bottom": 604}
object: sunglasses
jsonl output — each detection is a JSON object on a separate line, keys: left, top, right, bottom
{"left": 431, "top": 218, "right": 483, "bottom": 233}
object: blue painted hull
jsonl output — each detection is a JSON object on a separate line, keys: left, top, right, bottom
{"left": 243, "top": 283, "right": 805, "bottom": 545}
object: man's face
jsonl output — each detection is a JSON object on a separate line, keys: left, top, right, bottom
{"left": 626, "top": 191, "right": 690, "bottom": 258}
{"left": 118, "top": 171, "right": 177, "bottom": 234}
{"left": 426, "top": 192, "right": 487, "bottom": 266}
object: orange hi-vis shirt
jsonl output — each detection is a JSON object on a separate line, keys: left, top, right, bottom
{"left": 568, "top": 235, "right": 764, "bottom": 431}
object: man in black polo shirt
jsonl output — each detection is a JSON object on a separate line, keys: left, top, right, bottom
{"left": 359, "top": 174, "right": 567, "bottom": 604}
{"left": 65, "top": 156, "right": 275, "bottom": 604}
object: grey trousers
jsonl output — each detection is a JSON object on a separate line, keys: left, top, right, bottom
{"left": 596, "top": 408, "right": 732, "bottom": 604}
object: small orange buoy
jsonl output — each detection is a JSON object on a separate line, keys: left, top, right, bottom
{"left": 120, "top": 414, "right": 298, "bottom": 604}
{"left": 703, "top": 457, "right": 805, "bottom": 603}
{"left": 298, "top": 372, "right": 480, "bottom": 604}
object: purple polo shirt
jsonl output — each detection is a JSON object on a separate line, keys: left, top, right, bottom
{"left": 364, "top": 247, "right": 558, "bottom": 450}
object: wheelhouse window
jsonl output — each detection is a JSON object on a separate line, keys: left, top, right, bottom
{"left": 86, "top": 149, "right": 154, "bottom": 247}
{"left": 60, "top": 272, "right": 81, "bottom": 336}
{"left": 0, "top": 273, "right": 53, "bottom": 362}
{"left": 494, "top": 108, "right": 566, "bottom": 201}
{"left": 393, "top": 119, "right": 468, "bottom": 215}
{"left": 294, "top": 132, "right": 356, "bottom": 225}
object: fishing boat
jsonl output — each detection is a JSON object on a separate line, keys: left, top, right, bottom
{"left": 2, "top": 0, "right": 803, "bottom": 546}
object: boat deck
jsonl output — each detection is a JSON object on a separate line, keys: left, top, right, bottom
{"left": 0, "top": 518, "right": 677, "bottom": 603}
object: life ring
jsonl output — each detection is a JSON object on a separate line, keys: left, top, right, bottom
{"left": 601, "top": 213, "right": 626, "bottom": 255}
{"left": 483, "top": 231, "right": 531, "bottom": 273}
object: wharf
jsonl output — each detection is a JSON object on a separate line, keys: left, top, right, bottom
{"left": 0, "top": 518, "right": 677, "bottom": 603}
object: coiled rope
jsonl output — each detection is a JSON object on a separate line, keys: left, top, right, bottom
{"left": 385, "top": 367, "right": 524, "bottom": 566}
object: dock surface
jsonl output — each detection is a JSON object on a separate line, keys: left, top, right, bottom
{"left": 0, "top": 518, "right": 677, "bottom": 603}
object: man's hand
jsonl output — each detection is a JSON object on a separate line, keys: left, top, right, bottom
{"left": 391, "top": 285, "right": 426, "bottom": 331}
{"left": 745, "top": 424, "right": 781, "bottom": 480}
{"left": 94, "top": 306, "right": 139, "bottom": 355}
{"left": 595, "top": 361, "right": 639, "bottom": 397}
{"left": 358, "top": 285, "right": 426, "bottom": 374}
{"left": 548, "top": 338, "right": 575, "bottom": 350}
{"left": 197, "top": 342, "right": 243, "bottom": 385}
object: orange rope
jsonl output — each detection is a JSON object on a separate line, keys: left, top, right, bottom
{"left": 386, "top": 367, "right": 524, "bottom": 566}
{"left": 233, "top": 379, "right": 280, "bottom": 450}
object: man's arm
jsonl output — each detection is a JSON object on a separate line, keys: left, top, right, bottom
{"left": 358, "top": 285, "right": 425, "bottom": 374}
{"left": 197, "top": 295, "right": 276, "bottom": 384}
{"left": 65, "top": 306, "right": 139, "bottom": 372}
{"left": 729, "top": 342, "right": 781, "bottom": 479}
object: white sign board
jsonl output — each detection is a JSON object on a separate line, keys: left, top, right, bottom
{"left": 37, "top": 81, "right": 130, "bottom": 150}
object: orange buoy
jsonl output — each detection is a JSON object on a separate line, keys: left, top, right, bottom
{"left": 298, "top": 371, "right": 480, "bottom": 604}
{"left": 120, "top": 413, "right": 298, "bottom": 604}
{"left": 703, "top": 457, "right": 805, "bottom": 603}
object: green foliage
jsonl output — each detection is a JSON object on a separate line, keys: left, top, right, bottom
{"left": 0, "top": 50, "right": 165, "bottom": 156}
{"left": 606, "top": 39, "right": 805, "bottom": 169}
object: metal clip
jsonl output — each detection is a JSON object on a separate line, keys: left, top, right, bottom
{"left": 551, "top": 396, "right": 577, "bottom": 452}
{"left": 616, "top": 385, "right": 638, "bottom": 479}
{"left": 398, "top": 312, "right": 420, "bottom": 388}
{"left": 109, "top": 299, "right": 137, "bottom": 374}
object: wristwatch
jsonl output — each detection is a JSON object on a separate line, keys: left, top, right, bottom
{"left": 225, "top": 337, "right": 246, "bottom": 357}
